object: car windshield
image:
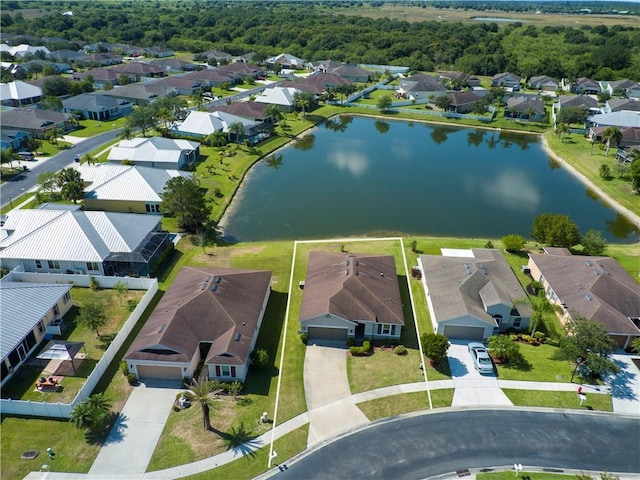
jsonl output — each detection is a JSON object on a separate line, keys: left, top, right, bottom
{"left": 479, "top": 358, "right": 491, "bottom": 364}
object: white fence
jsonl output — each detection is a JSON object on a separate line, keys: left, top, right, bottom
{"left": 4, "top": 269, "right": 154, "bottom": 290}
{"left": 0, "top": 276, "right": 159, "bottom": 418}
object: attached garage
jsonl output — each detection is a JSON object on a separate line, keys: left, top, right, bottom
{"left": 443, "top": 325, "right": 485, "bottom": 340}
{"left": 307, "top": 326, "right": 348, "bottom": 343}
{"left": 135, "top": 364, "right": 183, "bottom": 382}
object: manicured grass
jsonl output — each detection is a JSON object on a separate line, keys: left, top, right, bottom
{"left": 0, "top": 190, "right": 36, "bottom": 212}
{"left": 494, "top": 343, "right": 575, "bottom": 383}
{"left": 179, "top": 424, "right": 309, "bottom": 480}
{"left": 477, "top": 472, "right": 576, "bottom": 480}
{"left": 545, "top": 131, "right": 640, "bottom": 219}
{"left": 503, "top": 389, "right": 613, "bottom": 412}
{"left": 357, "top": 389, "right": 454, "bottom": 421}
{"left": 0, "top": 416, "right": 100, "bottom": 479}
{"left": 34, "top": 140, "right": 73, "bottom": 157}
{"left": 72, "top": 118, "right": 127, "bottom": 138}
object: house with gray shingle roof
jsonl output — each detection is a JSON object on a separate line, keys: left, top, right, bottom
{"left": 125, "top": 266, "right": 272, "bottom": 383}
{"left": 149, "top": 58, "right": 201, "bottom": 72}
{"left": 327, "top": 64, "right": 370, "bottom": 83}
{"left": 528, "top": 249, "right": 640, "bottom": 349}
{"left": 148, "top": 75, "right": 203, "bottom": 96}
{"left": 266, "top": 53, "right": 306, "bottom": 70}
{"left": 419, "top": 248, "right": 532, "bottom": 340}
{"left": 0, "top": 108, "right": 72, "bottom": 138}
{"left": 0, "top": 209, "right": 171, "bottom": 277}
{"left": 491, "top": 72, "right": 521, "bottom": 89}
{"left": 79, "top": 164, "right": 191, "bottom": 214}
{"left": 603, "top": 98, "right": 640, "bottom": 114}
{"left": 299, "top": 252, "right": 404, "bottom": 344}
{"left": 62, "top": 93, "right": 133, "bottom": 121}
{"left": 527, "top": 75, "right": 559, "bottom": 92}
{"left": 447, "top": 90, "right": 483, "bottom": 113}
{"left": 0, "top": 281, "right": 74, "bottom": 387}
{"left": 505, "top": 95, "right": 545, "bottom": 121}
{"left": 74, "top": 68, "right": 135, "bottom": 88}
{"left": 107, "top": 136, "right": 200, "bottom": 169}
{"left": 100, "top": 83, "right": 172, "bottom": 106}
{"left": 398, "top": 74, "right": 447, "bottom": 101}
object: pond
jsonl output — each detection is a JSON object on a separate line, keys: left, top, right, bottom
{"left": 221, "top": 116, "right": 638, "bottom": 243}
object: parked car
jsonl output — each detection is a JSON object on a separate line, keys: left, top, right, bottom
{"left": 468, "top": 342, "right": 494, "bottom": 374}
{"left": 17, "top": 151, "right": 35, "bottom": 161}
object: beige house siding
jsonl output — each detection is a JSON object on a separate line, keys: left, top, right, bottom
{"left": 436, "top": 315, "right": 495, "bottom": 339}
{"left": 84, "top": 199, "right": 155, "bottom": 214}
{"left": 301, "top": 314, "right": 356, "bottom": 336}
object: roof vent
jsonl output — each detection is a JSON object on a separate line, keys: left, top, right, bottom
{"left": 235, "top": 333, "right": 241, "bottom": 341}
{"left": 157, "top": 323, "right": 166, "bottom": 333}
{"left": 201, "top": 276, "right": 212, "bottom": 290}
{"left": 585, "top": 261, "right": 593, "bottom": 267}
{"left": 592, "top": 269, "right": 599, "bottom": 276}
{"left": 345, "top": 269, "right": 349, "bottom": 275}
{"left": 464, "top": 263, "right": 472, "bottom": 274}
{"left": 211, "top": 283, "right": 218, "bottom": 292}
{"left": 355, "top": 268, "right": 359, "bottom": 276}
{"left": 214, "top": 276, "right": 221, "bottom": 283}
{"left": 585, "top": 294, "right": 593, "bottom": 301}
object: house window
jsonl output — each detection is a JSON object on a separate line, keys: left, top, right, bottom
{"left": 86, "top": 262, "right": 99, "bottom": 271}
{"left": 220, "top": 365, "right": 231, "bottom": 377}
{"left": 63, "top": 291, "right": 71, "bottom": 303}
{"left": 145, "top": 204, "right": 160, "bottom": 213}
{"left": 493, "top": 315, "right": 502, "bottom": 327}
{"left": 47, "top": 260, "right": 60, "bottom": 270}
{"left": 37, "top": 320, "right": 44, "bottom": 333}
{"left": 513, "top": 318, "right": 522, "bottom": 328}
{"left": 53, "top": 304, "right": 59, "bottom": 317}
{"left": 382, "top": 324, "right": 391, "bottom": 335}
{"left": 35, "top": 260, "right": 42, "bottom": 269}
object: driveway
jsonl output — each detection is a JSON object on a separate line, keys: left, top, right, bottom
{"left": 89, "top": 383, "right": 181, "bottom": 475}
{"left": 303, "top": 344, "right": 368, "bottom": 447}
{"left": 610, "top": 354, "right": 640, "bottom": 415}
{"left": 447, "top": 340, "right": 513, "bottom": 407}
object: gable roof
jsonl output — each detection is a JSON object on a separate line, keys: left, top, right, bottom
{"left": 125, "top": 266, "right": 271, "bottom": 365}
{"left": 589, "top": 110, "right": 640, "bottom": 128}
{"left": 448, "top": 90, "right": 482, "bottom": 106}
{"left": 101, "top": 83, "right": 171, "bottom": 102}
{"left": 1, "top": 108, "right": 71, "bottom": 130}
{"left": 62, "top": 93, "right": 131, "bottom": 111}
{"left": 107, "top": 136, "right": 199, "bottom": 165}
{"left": 528, "top": 252, "right": 640, "bottom": 336}
{"left": 492, "top": 72, "right": 521, "bottom": 83}
{"left": 528, "top": 75, "right": 559, "bottom": 87}
{"left": 0, "top": 80, "right": 42, "bottom": 101}
{"left": 299, "top": 252, "right": 404, "bottom": 325}
{"left": 329, "top": 64, "right": 370, "bottom": 79}
{"left": 176, "top": 110, "right": 260, "bottom": 136}
{"left": 0, "top": 281, "right": 73, "bottom": 360}
{"left": 266, "top": 53, "right": 305, "bottom": 67}
{"left": 0, "top": 210, "right": 161, "bottom": 263}
{"left": 210, "top": 101, "right": 268, "bottom": 120}
{"left": 421, "top": 248, "right": 532, "bottom": 326}
{"left": 217, "top": 63, "right": 263, "bottom": 75}
{"left": 506, "top": 96, "right": 545, "bottom": 114}
{"left": 79, "top": 164, "right": 190, "bottom": 202}
{"left": 183, "top": 69, "right": 235, "bottom": 83}
{"left": 110, "top": 62, "right": 165, "bottom": 76}
{"left": 254, "top": 86, "right": 300, "bottom": 107}
{"left": 607, "top": 98, "right": 640, "bottom": 113}
{"left": 557, "top": 95, "right": 599, "bottom": 109}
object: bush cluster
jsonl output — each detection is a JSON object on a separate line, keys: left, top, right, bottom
{"left": 349, "top": 340, "right": 371, "bottom": 356}
{"left": 393, "top": 345, "right": 407, "bottom": 356}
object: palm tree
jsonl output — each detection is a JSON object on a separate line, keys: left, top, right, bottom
{"left": 69, "top": 393, "right": 112, "bottom": 433}
{"left": 1, "top": 147, "right": 20, "bottom": 168}
{"left": 118, "top": 126, "right": 133, "bottom": 141}
{"left": 264, "top": 153, "right": 283, "bottom": 169}
{"left": 185, "top": 377, "right": 223, "bottom": 432}
{"left": 205, "top": 130, "right": 227, "bottom": 148}
{"left": 228, "top": 122, "right": 245, "bottom": 143}
{"left": 515, "top": 291, "right": 563, "bottom": 336}
{"left": 555, "top": 123, "right": 570, "bottom": 143}
{"left": 602, "top": 126, "right": 623, "bottom": 157}
{"left": 264, "top": 104, "right": 283, "bottom": 125}
{"left": 80, "top": 153, "right": 97, "bottom": 166}
{"left": 45, "top": 127, "right": 63, "bottom": 145}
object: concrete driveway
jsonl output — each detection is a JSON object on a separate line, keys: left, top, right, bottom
{"left": 89, "top": 383, "right": 181, "bottom": 475}
{"left": 303, "top": 344, "right": 368, "bottom": 447}
{"left": 610, "top": 354, "right": 640, "bottom": 415}
{"left": 447, "top": 340, "right": 512, "bottom": 407}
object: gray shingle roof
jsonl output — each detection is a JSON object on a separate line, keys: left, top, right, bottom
{"left": 0, "top": 281, "right": 72, "bottom": 360}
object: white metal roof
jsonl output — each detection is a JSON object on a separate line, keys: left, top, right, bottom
{"left": 79, "top": 164, "right": 189, "bottom": 202}
{"left": 255, "top": 86, "right": 300, "bottom": 107}
{"left": 0, "top": 210, "right": 161, "bottom": 263}
{"left": 0, "top": 281, "right": 73, "bottom": 360}
{"left": 0, "top": 80, "right": 42, "bottom": 101}
{"left": 589, "top": 110, "right": 640, "bottom": 128}
{"left": 175, "top": 110, "right": 260, "bottom": 136}
{"left": 107, "top": 136, "right": 199, "bottom": 165}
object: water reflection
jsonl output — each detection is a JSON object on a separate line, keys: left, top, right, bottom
{"left": 324, "top": 115, "right": 353, "bottom": 133}
{"left": 374, "top": 121, "right": 390, "bottom": 134}
{"left": 327, "top": 140, "right": 369, "bottom": 176}
{"left": 483, "top": 170, "right": 541, "bottom": 212}
{"left": 606, "top": 213, "right": 638, "bottom": 239}
{"left": 264, "top": 153, "right": 283, "bottom": 169}
{"left": 292, "top": 134, "right": 315, "bottom": 151}
{"left": 467, "top": 129, "right": 485, "bottom": 147}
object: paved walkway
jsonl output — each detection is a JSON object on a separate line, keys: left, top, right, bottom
{"left": 303, "top": 344, "right": 368, "bottom": 447}
{"left": 24, "top": 353, "right": 640, "bottom": 480}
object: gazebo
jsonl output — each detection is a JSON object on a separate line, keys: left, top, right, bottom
{"left": 36, "top": 340, "right": 86, "bottom": 374}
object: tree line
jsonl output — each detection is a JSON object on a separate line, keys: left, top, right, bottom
{"left": 1, "top": 1, "right": 638, "bottom": 81}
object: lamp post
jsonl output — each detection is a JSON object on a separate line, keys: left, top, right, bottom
{"left": 8, "top": 197, "right": 13, "bottom": 209}
{"left": 570, "top": 357, "right": 583, "bottom": 383}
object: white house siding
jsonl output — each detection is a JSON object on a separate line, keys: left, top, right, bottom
{"left": 207, "top": 362, "right": 249, "bottom": 383}
{"left": 131, "top": 360, "right": 190, "bottom": 382}
{"left": 1, "top": 259, "right": 104, "bottom": 276}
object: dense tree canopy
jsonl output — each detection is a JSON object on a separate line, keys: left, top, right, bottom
{"left": 531, "top": 213, "right": 581, "bottom": 248}
{"left": 1, "top": 2, "right": 638, "bottom": 80}
{"left": 160, "top": 176, "right": 211, "bottom": 233}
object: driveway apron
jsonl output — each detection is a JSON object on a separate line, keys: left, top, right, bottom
{"left": 610, "top": 354, "right": 640, "bottom": 415}
{"left": 89, "top": 384, "right": 181, "bottom": 475}
{"left": 303, "top": 344, "right": 368, "bottom": 447}
{"left": 447, "top": 341, "right": 513, "bottom": 407}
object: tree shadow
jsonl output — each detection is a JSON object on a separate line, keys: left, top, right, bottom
{"left": 397, "top": 275, "right": 419, "bottom": 349}
{"left": 500, "top": 351, "right": 532, "bottom": 372}
{"left": 85, "top": 412, "right": 127, "bottom": 446}
{"left": 155, "top": 248, "right": 183, "bottom": 283}
{"left": 97, "top": 333, "right": 117, "bottom": 351}
{"left": 209, "top": 422, "right": 261, "bottom": 458}
{"left": 446, "top": 356, "right": 469, "bottom": 378}
{"left": 608, "top": 358, "right": 637, "bottom": 401}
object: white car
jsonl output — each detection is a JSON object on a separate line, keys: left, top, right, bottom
{"left": 468, "top": 342, "right": 494, "bottom": 374}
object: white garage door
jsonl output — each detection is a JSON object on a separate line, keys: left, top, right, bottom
{"left": 136, "top": 364, "right": 183, "bottom": 382}
{"left": 443, "top": 325, "right": 485, "bottom": 340}
{"left": 307, "top": 326, "right": 348, "bottom": 343}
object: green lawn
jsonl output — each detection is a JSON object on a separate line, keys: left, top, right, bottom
{"left": 477, "top": 472, "right": 577, "bottom": 480}
{"left": 357, "top": 389, "right": 454, "bottom": 421}
{"left": 494, "top": 343, "right": 575, "bottom": 383}
{"left": 179, "top": 425, "right": 308, "bottom": 480}
{"left": 503, "top": 389, "right": 613, "bottom": 412}
{"left": 71, "top": 118, "right": 127, "bottom": 138}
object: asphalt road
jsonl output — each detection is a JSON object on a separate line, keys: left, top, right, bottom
{"left": 1, "top": 128, "right": 123, "bottom": 208}
{"left": 272, "top": 409, "right": 640, "bottom": 479}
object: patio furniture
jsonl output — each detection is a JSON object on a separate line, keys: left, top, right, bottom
{"left": 36, "top": 377, "right": 59, "bottom": 390}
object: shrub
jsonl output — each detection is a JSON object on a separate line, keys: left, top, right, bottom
{"left": 502, "top": 234, "right": 526, "bottom": 252}
{"left": 89, "top": 276, "right": 100, "bottom": 291}
{"left": 488, "top": 334, "right": 520, "bottom": 362}
{"left": 120, "top": 360, "right": 129, "bottom": 376}
{"left": 521, "top": 334, "right": 534, "bottom": 344}
{"left": 393, "top": 345, "right": 407, "bottom": 355}
{"left": 172, "top": 405, "right": 181, "bottom": 412}
{"left": 299, "top": 332, "right": 308, "bottom": 345}
{"left": 126, "top": 299, "right": 139, "bottom": 313}
{"left": 420, "top": 332, "right": 450, "bottom": 365}
{"left": 126, "top": 373, "right": 138, "bottom": 385}
{"left": 250, "top": 348, "right": 269, "bottom": 370}
{"left": 533, "top": 331, "right": 546, "bottom": 343}
{"left": 349, "top": 340, "right": 371, "bottom": 356}
{"left": 484, "top": 240, "right": 494, "bottom": 249}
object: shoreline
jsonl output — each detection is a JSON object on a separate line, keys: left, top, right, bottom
{"left": 218, "top": 111, "right": 640, "bottom": 240}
